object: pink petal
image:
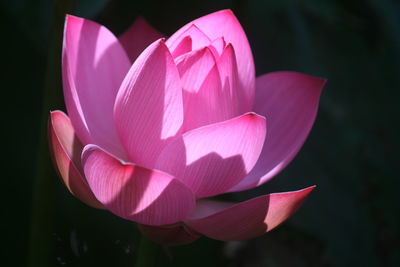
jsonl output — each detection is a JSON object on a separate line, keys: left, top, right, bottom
{"left": 175, "top": 47, "right": 219, "bottom": 131}
{"left": 171, "top": 36, "right": 192, "bottom": 58}
{"left": 114, "top": 39, "right": 183, "bottom": 168}
{"left": 48, "top": 111, "right": 103, "bottom": 209}
{"left": 118, "top": 17, "right": 164, "bottom": 63}
{"left": 170, "top": 10, "right": 255, "bottom": 104}
{"left": 186, "top": 186, "right": 316, "bottom": 241}
{"left": 166, "top": 24, "right": 211, "bottom": 54}
{"left": 82, "top": 145, "right": 195, "bottom": 226}
{"left": 176, "top": 47, "right": 216, "bottom": 94}
{"left": 155, "top": 113, "right": 266, "bottom": 197}
{"left": 175, "top": 47, "right": 238, "bottom": 131}
{"left": 217, "top": 44, "right": 251, "bottom": 114}
{"left": 231, "top": 72, "right": 325, "bottom": 192}
{"left": 209, "top": 37, "right": 226, "bottom": 58}
{"left": 62, "top": 15, "right": 130, "bottom": 158}
{"left": 138, "top": 223, "right": 200, "bottom": 246}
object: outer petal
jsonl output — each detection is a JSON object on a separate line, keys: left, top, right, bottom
{"left": 169, "top": 10, "right": 255, "bottom": 103}
{"left": 48, "top": 111, "right": 103, "bottom": 209}
{"left": 166, "top": 24, "right": 211, "bottom": 55}
{"left": 82, "top": 145, "right": 195, "bottom": 226}
{"left": 138, "top": 223, "right": 200, "bottom": 246}
{"left": 114, "top": 39, "right": 183, "bottom": 168}
{"left": 231, "top": 72, "right": 325, "bottom": 192}
{"left": 186, "top": 186, "right": 316, "bottom": 241}
{"left": 62, "top": 15, "right": 130, "bottom": 158}
{"left": 118, "top": 17, "right": 163, "bottom": 63}
{"left": 155, "top": 113, "right": 266, "bottom": 197}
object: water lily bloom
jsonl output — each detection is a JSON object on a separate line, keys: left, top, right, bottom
{"left": 49, "top": 10, "right": 325, "bottom": 245}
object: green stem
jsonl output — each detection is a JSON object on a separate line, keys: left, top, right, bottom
{"left": 27, "top": 1, "right": 73, "bottom": 266}
{"left": 135, "top": 236, "right": 160, "bottom": 267}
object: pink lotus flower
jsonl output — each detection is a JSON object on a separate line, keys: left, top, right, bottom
{"left": 49, "top": 10, "right": 325, "bottom": 245}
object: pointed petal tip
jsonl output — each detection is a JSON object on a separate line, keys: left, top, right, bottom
{"left": 82, "top": 144, "right": 131, "bottom": 167}
{"left": 65, "top": 13, "right": 78, "bottom": 19}
{"left": 118, "top": 17, "right": 164, "bottom": 62}
{"left": 270, "top": 71, "right": 327, "bottom": 92}
{"left": 211, "top": 9, "right": 236, "bottom": 18}
{"left": 227, "top": 112, "right": 265, "bottom": 123}
{"left": 263, "top": 185, "right": 316, "bottom": 232}
{"left": 238, "top": 113, "right": 266, "bottom": 128}
{"left": 145, "top": 38, "right": 170, "bottom": 54}
{"left": 156, "top": 112, "right": 267, "bottom": 197}
{"left": 63, "top": 14, "right": 82, "bottom": 44}
{"left": 49, "top": 110, "right": 71, "bottom": 127}
{"left": 65, "top": 14, "right": 82, "bottom": 26}
{"left": 320, "top": 78, "right": 328, "bottom": 90}
{"left": 194, "top": 46, "right": 217, "bottom": 62}
{"left": 48, "top": 112, "right": 104, "bottom": 209}
{"left": 308, "top": 184, "right": 317, "bottom": 190}
{"left": 158, "top": 37, "right": 167, "bottom": 44}
{"left": 50, "top": 109, "right": 66, "bottom": 116}
{"left": 185, "top": 186, "right": 315, "bottom": 241}
{"left": 299, "top": 185, "right": 317, "bottom": 196}
{"left": 243, "top": 112, "right": 265, "bottom": 121}
{"left": 65, "top": 14, "right": 74, "bottom": 21}
{"left": 187, "top": 23, "right": 202, "bottom": 31}
{"left": 222, "top": 42, "right": 235, "bottom": 55}
{"left": 221, "top": 43, "right": 237, "bottom": 61}
{"left": 225, "top": 42, "right": 233, "bottom": 49}
{"left": 278, "top": 185, "right": 316, "bottom": 201}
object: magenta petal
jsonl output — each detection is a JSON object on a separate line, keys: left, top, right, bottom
{"left": 48, "top": 111, "right": 103, "bottom": 209}
{"left": 209, "top": 37, "right": 226, "bottom": 57}
{"left": 217, "top": 44, "right": 252, "bottom": 114}
{"left": 176, "top": 47, "right": 216, "bottom": 94}
{"left": 170, "top": 10, "right": 255, "bottom": 102}
{"left": 62, "top": 15, "right": 130, "bottom": 158}
{"left": 114, "top": 39, "right": 183, "bottom": 168}
{"left": 82, "top": 145, "right": 195, "bottom": 226}
{"left": 231, "top": 72, "right": 325, "bottom": 192}
{"left": 186, "top": 186, "right": 315, "bottom": 241}
{"left": 166, "top": 24, "right": 211, "bottom": 53}
{"left": 118, "top": 17, "right": 163, "bottom": 63}
{"left": 171, "top": 36, "right": 192, "bottom": 58}
{"left": 176, "top": 47, "right": 220, "bottom": 131}
{"left": 138, "top": 223, "right": 200, "bottom": 246}
{"left": 155, "top": 113, "right": 266, "bottom": 197}
{"left": 176, "top": 47, "right": 239, "bottom": 131}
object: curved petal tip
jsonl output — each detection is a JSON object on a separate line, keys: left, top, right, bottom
{"left": 185, "top": 186, "right": 315, "bottom": 241}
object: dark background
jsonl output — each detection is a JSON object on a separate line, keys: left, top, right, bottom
{"left": 2, "top": 0, "right": 399, "bottom": 266}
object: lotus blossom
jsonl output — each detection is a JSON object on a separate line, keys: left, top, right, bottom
{"left": 49, "top": 10, "right": 325, "bottom": 245}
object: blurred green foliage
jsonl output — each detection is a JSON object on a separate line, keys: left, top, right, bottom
{"left": 2, "top": 0, "right": 399, "bottom": 266}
